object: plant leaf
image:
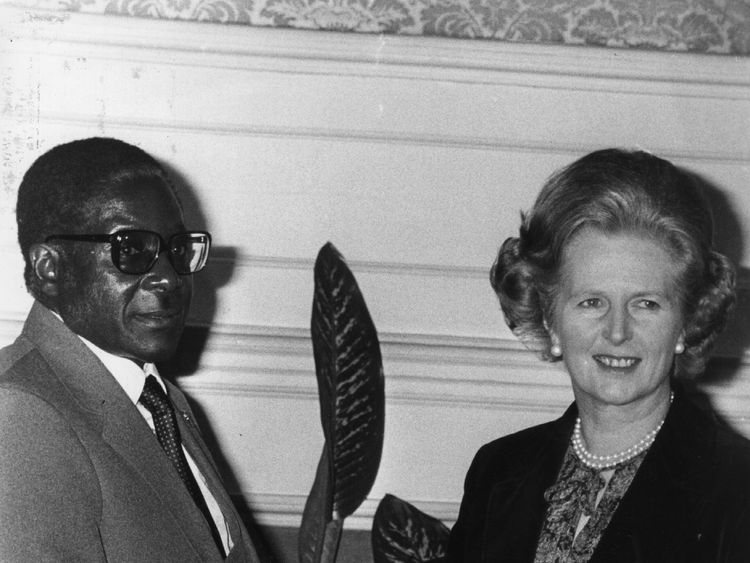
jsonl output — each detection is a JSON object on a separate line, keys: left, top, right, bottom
{"left": 298, "top": 448, "right": 335, "bottom": 562}
{"left": 371, "top": 494, "right": 450, "bottom": 563}
{"left": 298, "top": 242, "right": 385, "bottom": 563}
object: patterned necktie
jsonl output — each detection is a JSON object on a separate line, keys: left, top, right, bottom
{"left": 139, "top": 375, "right": 225, "bottom": 557}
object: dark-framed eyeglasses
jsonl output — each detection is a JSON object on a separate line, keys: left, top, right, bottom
{"left": 44, "top": 229, "right": 211, "bottom": 275}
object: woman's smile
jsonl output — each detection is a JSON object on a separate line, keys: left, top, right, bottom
{"left": 593, "top": 355, "right": 640, "bottom": 369}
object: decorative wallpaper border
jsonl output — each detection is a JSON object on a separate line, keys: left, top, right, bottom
{"left": 4, "top": 0, "right": 750, "bottom": 55}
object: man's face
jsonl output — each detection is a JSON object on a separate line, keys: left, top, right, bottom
{"left": 56, "top": 181, "right": 193, "bottom": 364}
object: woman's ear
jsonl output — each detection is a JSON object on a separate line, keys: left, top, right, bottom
{"left": 544, "top": 318, "right": 563, "bottom": 358}
{"left": 549, "top": 333, "right": 562, "bottom": 357}
{"left": 675, "top": 332, "right": 686, "bottom": 355}
{"left": 29, "top": 244, "right": 61, "bottom": 298}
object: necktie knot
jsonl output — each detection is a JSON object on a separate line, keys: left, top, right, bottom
{"left": 139, "top": 375, "right": 173, "bottom": 417}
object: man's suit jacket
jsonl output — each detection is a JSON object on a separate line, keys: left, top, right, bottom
{"left": 448, "top": 384, "right": 750, "bottom": 562}
{"left": 0, "top": 301, "right": 261, "bottom": 562}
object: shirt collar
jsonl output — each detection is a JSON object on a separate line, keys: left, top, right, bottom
{"left": 50, "top": 310, "right": 167, "bottom": 403}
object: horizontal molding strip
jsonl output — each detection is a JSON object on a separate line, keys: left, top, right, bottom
{"left": 12, "top": 114, "right": 750, "bottom": 166}
{"left": 0, "top": 245, "right": 750, "bottom": 294}
{"left": 184, "top": 321, "right": 750, "bottom": 366}
{"left": 178, "top": 376, "right": 576, "bottom": 412}
{"left": 213, "top": 254, "right": 750, "bottom": 289}
{"left": 3, "top": 6, "right": 750, "bottom": 95}
{"left": 1, "top": 314, "right": 748, "bottom": 415}
{"left": 2, "top": 310, "right": 750, "bottom": 368}
{"left": 217, "top": 252, "right": 488, "bottom": 279}
{"left": 170, "top": 324, "right": 750, "bottom": 409}
{"left": 2, "top": 243, "right": 747, "bottom": 287}
{"left": 237, "top": 492, "right": 459, "bottom": 529}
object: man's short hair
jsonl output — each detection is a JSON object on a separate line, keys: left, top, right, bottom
{"left": 16, "top": 137, "right": 176, "bottom": 296}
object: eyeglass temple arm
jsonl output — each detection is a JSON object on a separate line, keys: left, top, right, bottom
{"left": 44, "top": 234, "right": 114, "bottom": 243}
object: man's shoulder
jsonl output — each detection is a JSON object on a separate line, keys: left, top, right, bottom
{"left": 0, "top": 346, "right": 86, "bottom": 452}
{"left": 0, "top": 303, "right": 57, "bottom": 380}
{"left": 0, "top": 303, "right": 89, "bottom": 394}
{"left": 0, "top": 333, "right": 37, "bottom": 385}
{"left": 0, "top": 318, "right": 82, "bottom": 412}
{"left": 0, "top": 340, "right": 65, "bottom": 424}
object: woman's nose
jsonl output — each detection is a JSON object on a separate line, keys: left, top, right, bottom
{"left": 603, "top": 306, "right": 633, "bottom": 344}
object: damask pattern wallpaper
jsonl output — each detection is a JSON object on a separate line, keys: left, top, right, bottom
{"left": 8, "top": 0, "right": 750, "bottom": 54}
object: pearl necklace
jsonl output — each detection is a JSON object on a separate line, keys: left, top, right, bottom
{"left": 571, "top": 391, "right": 674, "bottom": 470}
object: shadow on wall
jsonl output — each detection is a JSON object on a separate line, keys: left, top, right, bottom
{"left": 687, "top": 170, "right": 749, "bottom": 385}
{"left": 156, "top": 159, "right": 243, "bottom": 377}
{"left": 155, "top": 162, "right": 283, "bottom": 555}
{"left": 160, "top": 161, "right": 239, "bottom": 355}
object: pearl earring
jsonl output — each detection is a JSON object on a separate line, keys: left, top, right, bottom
{"left": 550, "top": 344, "right": 562, "bottom": 357}
{"left": 675, "top": 342, "right": 685, "bottom": 354}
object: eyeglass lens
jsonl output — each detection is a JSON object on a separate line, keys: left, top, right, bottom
{"left": 115, "top": 231, "right": 209, "bottom": 275}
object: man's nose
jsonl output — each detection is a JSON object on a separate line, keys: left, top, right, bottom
{"left": 141, "top": 249, "right": 183, "bottom": 290}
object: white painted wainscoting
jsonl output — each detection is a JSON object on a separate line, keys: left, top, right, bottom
{"left": 2, "top": 6, "right": 750, "bottom": 531}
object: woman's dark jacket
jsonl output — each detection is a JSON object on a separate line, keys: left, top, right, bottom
{"left": 448, "top": 387, "right": 750, "bottom": 562}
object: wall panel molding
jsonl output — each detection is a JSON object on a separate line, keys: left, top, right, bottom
{"left": 173, "top": 322, "right": 750, "bottom": 423}
{"left": 175, "top": 322, "right": 750, "bottom": 529}
{"left": 180, "top": 323, "right": 750, "bottom": 530}
{"left": 4, "top": 7, "right": 750, "bottom": 167}
{"left": 20, "top": 115, "right": 750, "bottom": 168}
{"left": 4, "top": 7, "right": 750, "bottom": 87}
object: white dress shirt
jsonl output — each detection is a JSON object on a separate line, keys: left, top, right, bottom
{"left": 77, "top": 336, "right": 233, "bottom": 554}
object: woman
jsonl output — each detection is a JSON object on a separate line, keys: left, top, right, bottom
{"left": 448, "top": 149, "right": 750, "bottom": 562}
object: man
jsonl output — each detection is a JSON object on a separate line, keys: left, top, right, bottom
{"left": 0, "top": 137, "right": 261, "bottom": 561}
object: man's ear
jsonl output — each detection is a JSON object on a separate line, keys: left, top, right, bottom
{"left": 29, "top": 243, "right": 61, "bottom": 298}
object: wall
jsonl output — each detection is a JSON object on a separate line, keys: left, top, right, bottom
{"left": 2, "top": 5, "right": 750, "bottom": 538}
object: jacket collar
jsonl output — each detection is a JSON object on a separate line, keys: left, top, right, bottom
{"left": 480, "top": 386, "right": 718, "bottom": 562}
{"left": 21, "top": 301, "right": 130, "bottom": 418}
{"left": 20, "top": 301, "right": 226, "bottom": 561}
{"left": 481, "top": 404, "right": 576, "bottom": 561}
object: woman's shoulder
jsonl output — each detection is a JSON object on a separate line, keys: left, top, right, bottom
{"left": 670, "top": 390, "right": 750, "bottom": 491}
{"left": 478, "top": 416, "right": 567, "bottom": 457}
{"left": 711, "top": 418, "right": 750, "bottom": 475}
{"left": 676, "top": 390, "right": 750, "bottom": 458}
{"left": 467, "top": 406, "right": 575, "bottom": 483}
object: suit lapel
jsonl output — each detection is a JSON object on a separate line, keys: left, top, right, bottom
{"left": 169, "top": 384, "right": 261, "bottom": 562}
{"left": 22, "top": 302, "right": 223, "bottom": 562}
{"left": 482, "top": 408, "right": 575, "bottom": 561}
{"left": 169, "top": 389, "right": 237, "bottom": 535}
{"left": 100, "top": 390, "right": 224, "bottom": 561}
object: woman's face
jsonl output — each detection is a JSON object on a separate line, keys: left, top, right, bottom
{"left": 549, "top": 228, "right": 685, "bottom": 413}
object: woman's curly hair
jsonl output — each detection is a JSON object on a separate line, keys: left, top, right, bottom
{"left": 490, "top": 148, "right": 736, "bottom": 378}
